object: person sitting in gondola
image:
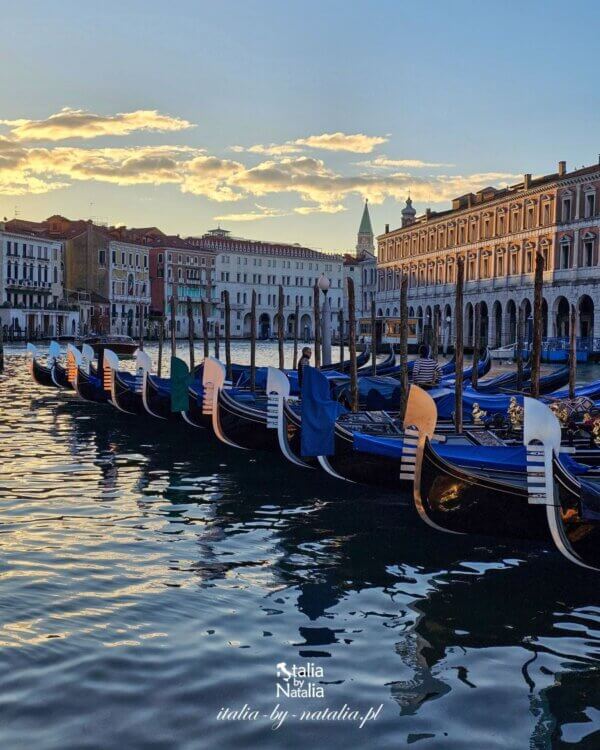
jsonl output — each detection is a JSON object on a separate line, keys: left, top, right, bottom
{"left": 297, "top": 347, "right": 312, "bottom": 387}
{"left": 412, "top": 345, "right": 442, "bottom": 387}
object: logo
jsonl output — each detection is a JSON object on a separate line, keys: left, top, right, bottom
{"left": 275, "top": 661, "right": 325, "bottom": 699}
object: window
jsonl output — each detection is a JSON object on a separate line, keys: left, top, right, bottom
{"left": 497, "top": 255, "right": 504, "bottom": 276}
{"left": 560, "top": 240, "right": 570, "bottom": 269}
{"left": 543, "top": 203, "right": 550, "bottom": 225}
{"left": 586, "top": 192, "right": 596, "bottom": 218}
{"left": 525, "top": 250, "right": 533, "bottom": 273}
{"left": 584, "top": 239, "right": 594, "bottom": 267}
{"left": 562, "top": 198, "right": 571, "bottom": 222}
{"left": 98, "top": 249, "right": 106, "bottom": 266}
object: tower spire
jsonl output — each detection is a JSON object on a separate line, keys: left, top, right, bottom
{"left": 356, "top": 199, "right": 374, "bottom": 257}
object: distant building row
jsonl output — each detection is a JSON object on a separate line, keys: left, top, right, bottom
{"left": 0, "top": 203, "right": 376, "bottom": 340}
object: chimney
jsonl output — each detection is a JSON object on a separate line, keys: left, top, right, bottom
{"left": 558, "top": 160, "right": 567, "bottom": 177}
{"left": 384, "top": 223, "right": 389, "bottom": 234}
{"left": 523, "top": 173, "right": 531, "bottom": 190}
{"left": 426, "top": 208, "right": 432, "bottom": 219}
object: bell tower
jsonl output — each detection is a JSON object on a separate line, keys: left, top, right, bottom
{"left": 356, "top": 199, "right": 374, "bottom": 257}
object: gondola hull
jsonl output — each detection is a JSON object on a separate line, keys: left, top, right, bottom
{"left": 551, "top": 456, "right": 600, "bottom": 570}
{"left": 324, "top": 423, "right": 406, "bottom": 490}
{"left": 415, "top": 438, "right": 548, "bottom": 540}
{"left": 144, "top": 375, "right": 174, "bottom": 420}
{"left": 75, "top": 367, "right": 110, "bottom": 403}
{"left": 112, "top": 371, "right": 145, "bottom": 415}
{"left": 51, "top": 362, "right": 73, "bottom": 389}
{"left": 216, "top": 389, "right": 279, "bottom": 451}
{"left": 30, "top": 357, "right": 58, "bottom": 388}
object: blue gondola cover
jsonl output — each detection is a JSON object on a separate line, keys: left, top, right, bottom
{"left": 301, "top": 366, "right": 347, "bottom": 456}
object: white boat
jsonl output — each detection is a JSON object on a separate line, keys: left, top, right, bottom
{"left": 489, "top": 342, "right": 515, "bottom": 361}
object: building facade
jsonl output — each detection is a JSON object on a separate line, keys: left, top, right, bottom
{"left": 0, "top": 224, "right": 77, "bottom": 337}
{"left": 108, "top": 238, "right": 151, "bottom": 337}
{"left": 376, "top": 160, "right": 600, "bottom": 349}
{"left": 193, "top": 228, "right": 345, "bottom": 339}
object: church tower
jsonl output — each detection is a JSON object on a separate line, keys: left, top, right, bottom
{"left": 356, "top": 199, "right": 375, "bottom": 257}
{"left": 401, "top": 196, "right": 416, "bottom": 227}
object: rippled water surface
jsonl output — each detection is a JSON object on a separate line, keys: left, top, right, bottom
{"left": 1, "top": 343, "right": 599, "bottom": 749}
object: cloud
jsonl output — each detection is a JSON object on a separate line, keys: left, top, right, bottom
{"left": 294, "top": 132, "right": 388, "bottom": 153}
{"left": 294, "top": 204, "right": 347, "bottom": 215}
{"left": 0, "top": 119, "right": 520, "bottom": 217}
{"left": 213, "top": 204, "right": 289, "bottom": 222}
{"left": 0, "top": 108, "right": 194, "bottom": 141}
{"left": 181, "top": 155, "right": 246, "bottom": 201}
{"left": 360, "top": 155, "right": 455, "bottom": 169}
{"left": 231, "top": 143, "right": 303, "bottom": 156}
{"left": 231, "top": 131, "right": 388, "bottom": 156}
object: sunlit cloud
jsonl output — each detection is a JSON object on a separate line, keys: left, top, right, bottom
{"left": 294, "top": 132, "right": 388, "bottom": 153}
{"left": 213, "top": 204, "right": 289, "bottom": 222}
{"left": 0, "top": 118, "right": 520, "bottom": 216}
{"left": 181, "top": 155, "right": 246, "bottom": 201}
{"left": 294, "top": 204, "right": 347, "bottom": 215}
{"left": 359, "top": 155, "right": 455, "bottom": 169}
{"left": 231, "top": 131, "right": 388, "bottom": 156}
{"left": 231, "top": 143, "right": 302, "bottom": 156}
{"left": 0, "top": 108, "right": 194, "bottom": 141}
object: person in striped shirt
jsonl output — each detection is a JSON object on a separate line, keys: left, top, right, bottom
{"left": 412, "top": 345, "right": 442, "bottom": 386}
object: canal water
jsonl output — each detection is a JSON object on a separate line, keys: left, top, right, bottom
{"left": 0, "top": 344, "right": 598, "bottom": 749}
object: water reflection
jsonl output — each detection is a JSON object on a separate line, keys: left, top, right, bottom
{"left": 0, "top": 347, "right": 598, "bottom": 748}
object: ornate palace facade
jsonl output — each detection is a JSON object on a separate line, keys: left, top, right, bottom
{"left": 376, "top": 160, "right": 600, "bottom": 348}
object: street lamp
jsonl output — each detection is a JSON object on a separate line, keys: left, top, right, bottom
{"left": 317, "top": 274, "right": 332, "bottom": 365}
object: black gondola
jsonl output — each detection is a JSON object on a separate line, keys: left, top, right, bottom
{"left": 413, "top": 397, "right": 600, "bottom": 570}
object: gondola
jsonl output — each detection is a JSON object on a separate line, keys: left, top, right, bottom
{"left": 180, "top": 381, "right": 212, "bottom": 429}
{"left": 27, "top": 342, "right": 64, "bottom": 388}
{"left": 102, "top": 349, "right": 151, "bottom": 415}
{"left": 550, "top": 452, "right": 600, "bottom": 570}
{"left": 413, "top": 397, "right": 600, "bottom": 570}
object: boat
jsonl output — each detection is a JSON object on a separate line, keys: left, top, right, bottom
{"left": 103, "top": 349, "right": 151, "bottom": 415}
{"left": 413, "top": 397, "right": 600, "bottom": 570}
{"left": 78, "top": 334, "right": 138, "bottom": 357}
{"left": 489, "top": 343, "right": 515, "bottom": 361}
{"left": 27, "top": 342, "right": 63, "bottom": 388}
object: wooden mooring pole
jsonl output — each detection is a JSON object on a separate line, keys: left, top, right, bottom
{"left": 138, "top": 302, "right": 145, "bottom": 351}
{"left": 431, "top": 308, "right": 439, "bottom": 362}
{"left": 347, "top": 278, "right": 358, "bottom": 412}
{"left": 399, "top": 275, "right": 409, "bottom": 424}
{"left": 313, "top": 283, "right": 321, "bottom": 369}
{"left": 224, "top": 290, "right": 232, "bottom": 381}
{"left": 214, "top": 319, "right": 220, "bottom": 359}
{"left": 250, "top": 289, "right": 257, "bottom": 391}
{"left": 186, "top": 297, "right": 195, "bottom": 372}
{"left": 170, "top": 296, "right": 177, "bottom": 358}
{"left": 530, "top": 250, "right": 544, "bottom": 399}
{"left": 569, "top": 304, "right": 577, "bottom": 399}
{"left": 471, "top": 302, "right": 481, "bottom": 390}
{"left": 338, "top": 308, "right": 344, "bottom": 367}
{"left": 516, "top": 307, "right": 525, "bottom": 392}
{"left": 293, "top": 303, "right": 299, "bottom": 370}
{"left": 200, "top": 299, "right": 209, "bottom": 360}
{"left": 454, "top": 258, "right": 465, "bottom": 434}
{"left": 371, "top": 298, "right": 377, "bottom": 375}
{"left": 157, "top": 317, "right": 164, "bottom": 376}
{"left": 278, "top": 285, "right": 285, "bottom": 371}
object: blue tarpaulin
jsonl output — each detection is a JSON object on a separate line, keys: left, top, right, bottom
{"left": 301, "top": 366, "right": 347, "bottom": 456}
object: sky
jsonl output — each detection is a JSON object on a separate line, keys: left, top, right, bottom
{"left": 1, "top": 0, "right": 599, "bottom": 252}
